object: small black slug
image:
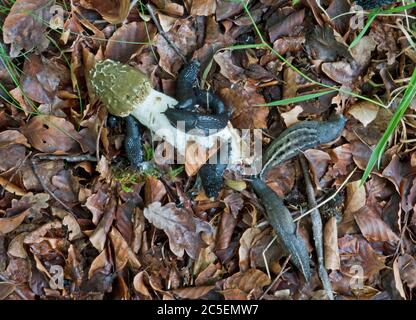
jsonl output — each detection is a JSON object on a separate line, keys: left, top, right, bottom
{"left": 164, "top": 108, "right": 229, "bottom": 134}
{"left": 175, "top": 60, "right": 200, "bottom": 110}
{"left": 124, "top": 115, "right": 144, "bottom": 169}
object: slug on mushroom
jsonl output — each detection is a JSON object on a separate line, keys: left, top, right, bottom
{"left": 88, "top": 59, "right": 246, "bottom": 166}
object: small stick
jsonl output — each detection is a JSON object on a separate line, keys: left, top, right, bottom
{"left": 260, "top": 255, "right": 291, "bottom": 300}
{"left": 146, "top": 3, "right": 187, "bottom": 64}
{"left": 299, "top": 155, "right": 334, "bottom": 300}
{"left": 35, "top": 154, "right": 97, "bottom": 162}
{"left": 30, "top": 158, "right": 75, "bottom": 217}
{"left": 293, "top": 167, "right": 357, "bottom": 222}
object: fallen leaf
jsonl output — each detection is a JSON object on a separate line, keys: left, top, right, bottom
{"left": 354, "top": 206, "right": 399, "bottom": 242}
{"left": 239, "top": 227, "right": 261, "bottom": 272}
{"left": 156, "top": 19, "right": 197, "bottom": 76}
{"left": 172, "top": 286, "right": 216, "bottom": 299}
{"left": 0, "top": 282, "right": 16, "bottom": 300}
{"left": 106, "top": 22, "right": 156, "bottom": 63}
{"left": 22, "top": 115, "right": 82, "bottom": 154}
{"left": 220, "top": 82, "right": 269, "bottom": 129}
{"left": 80, "top": 0, "right": 131, "bottom": 24}
{"left": 89, "top": 197, "right": 116, "bottom": 252}
{"left": 191, "top": 0, "right": 216, "bottom": 16}
{"left": 397, "top": 254, "right": 416, "bottom": 289}
{"left": 63, "top": 215, "right": 83, "bottom": 241}
{"left": 213, "top": 51, "right": 246, "bottom": 83}
{"left": 348, "top": 101, "right": 379, "bottom": 127}
{"left": 109, "top": 227, "right": 129, "bottom": 272}
{"left": 223, "top": 268, "right": 270, "bottom": 293}
{"left": 3, "top": 0, "right": 51, "bottom": 57}
{"left": 21, "top": 54, "right": 68, "bottom": 104}
{"left": 133, "top": 271, "right": 151, "bottom": 297}
{"left": 143, "top": 202, "right": 212, "bottom": 259}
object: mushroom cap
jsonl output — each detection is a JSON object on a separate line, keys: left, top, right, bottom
{"left": 89, "top": 59, "right": 152, "bottom": 117}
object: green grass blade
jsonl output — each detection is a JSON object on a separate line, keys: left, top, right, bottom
{"left": 361, "top": 67, "right": 416, "bottom": 184}
{"left": 257, "top": 90, "right": 337, "bottom": 107}
{"left": 349, "top": 9, "right": 380, "bottom": 49}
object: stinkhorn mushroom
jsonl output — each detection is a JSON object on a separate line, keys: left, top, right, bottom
{"left": 88, "top": 59, "right": 245, "bottom": 166}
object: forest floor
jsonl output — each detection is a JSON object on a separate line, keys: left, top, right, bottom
{"left": 0, "top": 0, "right": 415, "bottom": 300}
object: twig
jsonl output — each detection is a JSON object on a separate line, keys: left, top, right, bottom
{"left": 30, "top": 158, "right": 75, "bottom": 217}
{"left": 260, "top": 255, "right": 291, "bottom": 300}
{"left": 146, "top": 3, "right": 187, "bottom": 64}
{"left": 35, "top": 154, "right": 97, "bottom": 162}
{"left": 299, "top": 155, "right": 334, "bottom": 300}
{"left": 293, "top": 167, "right": 357, "bottom": 222}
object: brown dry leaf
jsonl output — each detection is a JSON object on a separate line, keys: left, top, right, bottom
{"left": 220, "top": 82, "right": 269, "bottom": 129}
{"left": 223, "top": 269, "right": 270, "bottom": 293}
{"left": 0, "top": 282, "right": 16, "bottom": 300}
{"left": 348, "top": 101, "right": 379, "bottom": 127}
{"left": 280, "top": 105, "right": 303, "bottom": 127}
{"left": 144, "top": 176, "right": 166, "bottom": 204}
{"left": 23, "top": 220, "right": 61, "bottom": 244}
{"left": 80, "top": 0, "right": 131, "bottom": 24}
{"left": 21, "top": 54, "right": 68, "bottom": 104}
{"left": 216, "top": 0, "right": 243, "bottom": 21}
{"left": 143, "top": 202, "right": 212, "bottom": 259}
{"left": 344, "top": 180, "right": 366, "bottom": 214}
{"left": 3, "top": 0, "right": 51, "bottom": 57}
{"left": 63, "top": 215, "right": 82, "bottom": 241}
{"left": 393, "top": 257, "right": 407, "bottom": 299}
{"left": 156, "top": 19, "right": 197, "bottom": 76}
{"left": 109, "top": 227, "right": 129, "bottom": 272}
{"left": 304, "top": 149, "right": 331, "bottom": 188}
{"left": 213, "top": 51, "right": 246, "bottom": 83}
{"left": 324, "top": 217, "right": 340, "bottom": 270}
{"left": 0, "top": 212, "right": 29, "bottom": 235}
{"left": 354, "top": 207, "right": 399, "bottom": 242}
{"left": 0, "top": 193, "right": 49, "bottom": 234}
{"left": 184, "top": 142, "right": 219, "bottom": 177}
{"left": 88, "top": 248, "right": 110, "bottom": 280}
{"left": 223, "top": 192, "right": 244, "bottom": 218}
{"left": 89, "top": 197, "right": 116, "bottom": 252}
{"left": 328, "top": 144, "right": 353, "bottom": 176}
{"left": 133, "top": 271, "right": 151, "bottom": 297}
{"left": 106, "top": 22, "right": 156, "bottom": 63}
{"left": 0, "top": 129, "right": 29, "bottom": 172}
{"left": 172, "top": 285, "right": 216, "bottom": 299}
{"left": 338, "top": 235, "right": 386, "bottom": 280}
{"left": 8, "top": 232, "right": 29, "bottom": 259}
{"left": 85, "top": 189, "right": 110, "bottom": 225}
{"left": 220, "top": 288, "right": 248, "bottom": 300}
{"left": 269, "top": 9, "right": 305, "bottom": 42}
{"left": 239, "top": 227, "right": 262, "bottom": 272}
{"left": 273, "top": 36, "right": 305, "bottom": 55}
{"left": 191, "top": 0, "right": 216, "bottom": 16}
{"left": 22, "top": 115, "right": 82, "bottom": 154}
{"left": 397, "top": 254, "right": 416, "bottom": 289}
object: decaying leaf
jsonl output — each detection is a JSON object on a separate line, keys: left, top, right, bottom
{"left": 143, "top": 202, "right": 212, "bottom": 259}
{"left": 22, "top": 115, "right": 83, "bottom": 154}
{"left": 80, "top": 0, "right": 131, "bottom": 24}
{"left": 3, "top": 0, "right": 52, "bottom": 57}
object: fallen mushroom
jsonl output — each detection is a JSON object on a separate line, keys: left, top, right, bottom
{"left": 88, "top": 59, "right": 245, "bottom": 167}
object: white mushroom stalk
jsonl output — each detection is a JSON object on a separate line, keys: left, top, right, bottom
{"left": 88, "top": 59, "right": 247, "bottom": 167}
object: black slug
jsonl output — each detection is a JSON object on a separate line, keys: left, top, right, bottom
{"left": 260, "top": 114, "right": 346, "bottom": 180}
{"left": 198, "top": 162, "right": 227, "bottom": 198}
{"left": 251, "top": 178, "right": 312, "bottom": 280}
{"left": 175, "top": 60, "right": 200, "bottom": 110}
{"left": 124, "top": 115, "right": 144, "bottom": 169}
{"left": 164, "top": 108, "right": 229, "bottom": 134}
